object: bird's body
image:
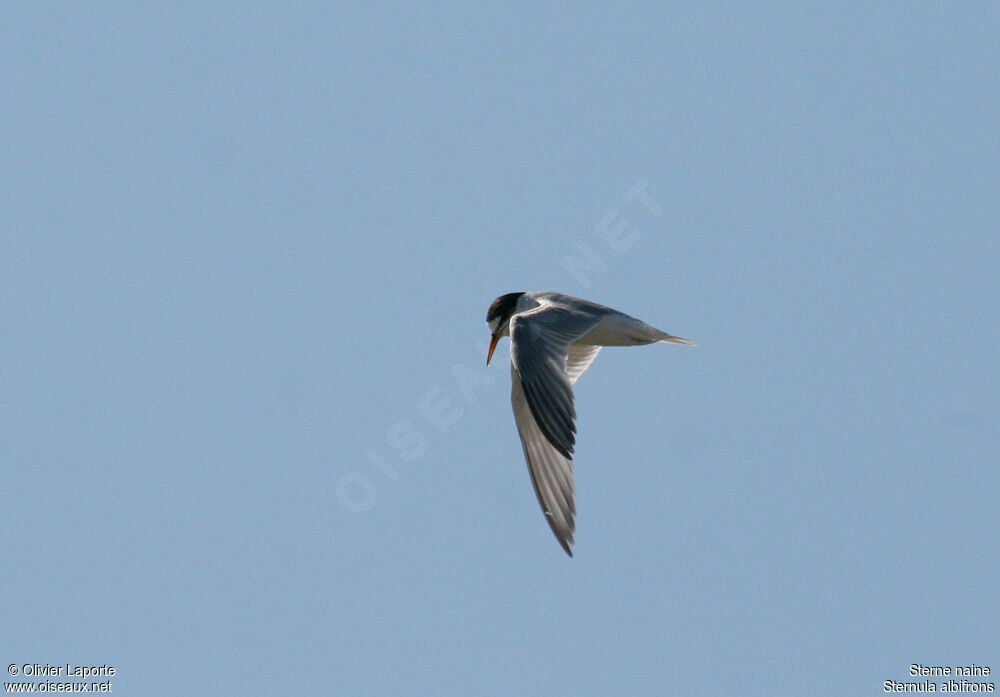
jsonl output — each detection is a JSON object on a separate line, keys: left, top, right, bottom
{"left": 486, "top": 291, "right": 694, "bottom": 556}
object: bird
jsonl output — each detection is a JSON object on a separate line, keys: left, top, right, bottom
{"left": 486, "top": 291, "right": 694, "bottom": 556}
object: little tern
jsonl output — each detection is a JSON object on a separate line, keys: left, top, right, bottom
{"left": 486, "top": 291, "right": 694, "bottom": 556}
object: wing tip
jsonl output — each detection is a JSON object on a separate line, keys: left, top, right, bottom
{"left": 548, "top": 515, "right": 575, "bottom": 557}
{"left": 544, "top": 510, "right": 576, "bottom": 557}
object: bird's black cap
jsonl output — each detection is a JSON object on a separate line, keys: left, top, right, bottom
{"left": 486, "top": 292, "right": 524, "bottom": 325}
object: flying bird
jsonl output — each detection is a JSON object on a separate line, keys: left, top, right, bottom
{"left": 486, "top": 291, "right": 694, "bottom": 556}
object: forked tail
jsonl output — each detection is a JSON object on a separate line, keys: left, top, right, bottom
{"left": 658, "top": 332, "right": 697, "bottom": 347}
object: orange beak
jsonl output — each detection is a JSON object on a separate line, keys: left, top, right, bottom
{"left": 487, "top": 333, "right": 501, "bottom": 367}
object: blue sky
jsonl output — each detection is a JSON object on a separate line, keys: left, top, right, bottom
{"left": 2, "top": 3, "right": 998, "bottom": 695}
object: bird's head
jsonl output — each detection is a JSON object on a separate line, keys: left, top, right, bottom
{"left": 485, "top": 292, "right": 524, "bottom": 366}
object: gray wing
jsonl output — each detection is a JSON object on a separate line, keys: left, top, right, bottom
{"left": 511, "top": 365, "right": 577, "bottom": 555}
{"left": 510, "top": 307, "right": 601, "bottom": 459}
{"left": 509, "top": 306, "right": 603, "bottom": 555}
